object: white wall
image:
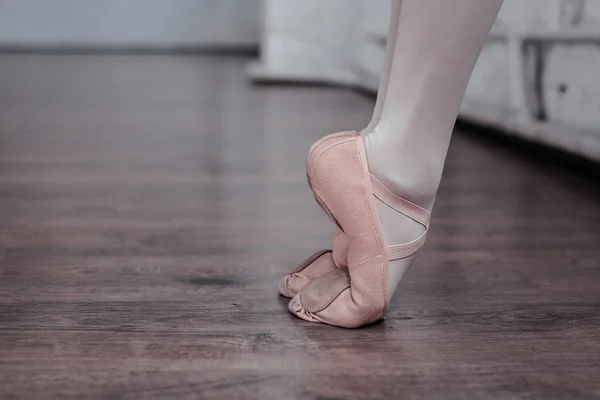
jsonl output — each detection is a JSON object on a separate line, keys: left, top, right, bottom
{"left": 462, "top": 0, "right": 600, "bottom": 161}
{"left": 0, "top": 0, "right": 260, "bottom": 49}
{"left": 251, "top": 0, "right": 600, "bottom": 162}
{"left": 249, "top": 0, "right": 363, "bottom": 83}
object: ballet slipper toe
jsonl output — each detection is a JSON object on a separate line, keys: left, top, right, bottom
{"left": 279, "top": 275, "right": 307, "bottom": 299}
{"left": 288, "top": 293, "right": 320, "bottom": 323}
{"left": 288, "top": 268, "right": 350, "bottom": 324}
{"left": 289, "top": 132, "right": 430, "bottom": 328}
{"left": 278, "top": 249, "right": 338, "bottom": 298}
{"left": 290, "top": 260, "right": 386, "bottom": 328}
{"left": 289, "top": 267, "right": 374, "bottom": 329}
{"left": 278, "top": 225, "right": 349, "bottom": 298}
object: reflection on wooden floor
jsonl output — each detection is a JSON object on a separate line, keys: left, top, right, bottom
{"left": 1, "top": 55, "right": 599, "bottom": 399}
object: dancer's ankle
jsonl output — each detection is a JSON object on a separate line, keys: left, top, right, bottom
{"left": 364, "top": 134, "right": 441, "bottom": 210}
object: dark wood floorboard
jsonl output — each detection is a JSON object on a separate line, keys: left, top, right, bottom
{"left": 0, "top": 54, "right": 599, "bottom": 400}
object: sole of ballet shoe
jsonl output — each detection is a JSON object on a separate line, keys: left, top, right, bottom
{"left": 293, "top": 133, "right": 390, "bottom": 328}
{"left": 278, "top": 249, "right": 333, "bottom": 298}
{"left": 278, "top": 228, "right": 349, "bottom": 298}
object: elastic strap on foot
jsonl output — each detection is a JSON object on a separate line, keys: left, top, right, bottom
{"left": 370, "top": 174, "right": 431, "bottom": 261}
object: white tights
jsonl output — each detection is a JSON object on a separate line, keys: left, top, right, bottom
{"left": 361, "top": 0, "right": 505, "bottom": 297}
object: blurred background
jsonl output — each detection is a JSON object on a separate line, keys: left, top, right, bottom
{"left": 0, "top": 0, "right": 599, "bottom": 159}
{"left": 252, "top": 0, "right": 600, "bottom": 161}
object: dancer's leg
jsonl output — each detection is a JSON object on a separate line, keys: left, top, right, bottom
{"left": 291, "top": 0, "right": 504, "bottom": 328}
{"left": 366, "top": 0, "right": 504, "bottom": 208}
{"left": 366, "top": 0, "right": 504, "bottom": 296}
{"left": 359, "top": 0, "right": 403, "bottom": 137}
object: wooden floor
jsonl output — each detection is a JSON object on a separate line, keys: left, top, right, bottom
{"left": 1, "top": 54, "right": 599, "bottom": 400}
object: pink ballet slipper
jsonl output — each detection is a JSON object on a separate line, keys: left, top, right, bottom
{"left": 289, "top": 132, "right": 430, "bottom": 328}
{"left": 277, "top": 131, "right": 358, "bottom": 298}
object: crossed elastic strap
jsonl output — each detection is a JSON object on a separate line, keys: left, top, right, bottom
{"left": 370, "top": 174, "right": 430, "bottom": 261}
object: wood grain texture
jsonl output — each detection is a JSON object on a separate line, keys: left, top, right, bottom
{"left": 0, "top": 54, "right": 599, "bottom": 400}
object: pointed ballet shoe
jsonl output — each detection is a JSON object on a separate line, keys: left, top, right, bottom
{"left": 277, "top": 131, "right": 358, "bottom": 298}
{"left": 290, "top": 133, "right": 430, "bottom": 328}
{"left": 278, "top": 229, "right": 349, "bottom": 298}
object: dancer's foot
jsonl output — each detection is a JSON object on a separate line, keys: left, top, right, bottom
{"left": 289, "top": 133, "right": 430, "bottom": 328}
{"left": 277, "top": 131, "right": 359, "bottom": 298}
